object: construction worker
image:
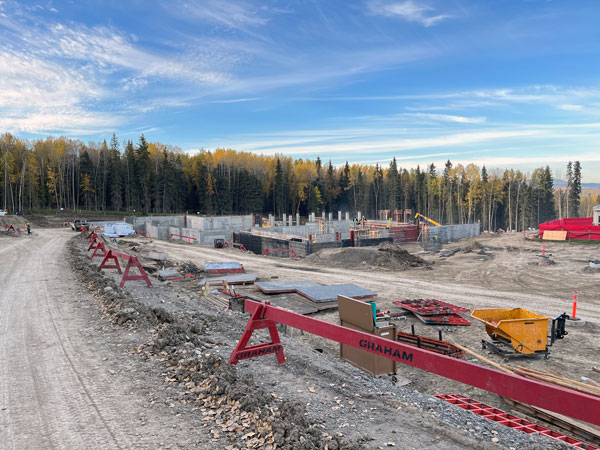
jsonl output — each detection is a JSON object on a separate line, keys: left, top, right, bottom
{"left": 26, "top": 222, "right": 31, "bottom": 235}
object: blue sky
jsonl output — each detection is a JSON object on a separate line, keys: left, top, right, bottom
{"left": 2, "top": 0, "right": 600, "bottom": 181}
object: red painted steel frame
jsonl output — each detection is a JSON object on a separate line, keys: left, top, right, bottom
{"left": 229, "top": 302, "right": 285, "bottom": 365}
{"left": 88, "top": 237, "right": 100, "bottom": 251}
{"left": 90, "top": 241, "right": 108, "bottom": 261}
{"left": 169, "top": 233, "right": 197, "bottom": 244}
{"left": 232, "top": 300, "right": 600, "bottom": 426}
{"left": 98, "top": 250, "right": 152, "bottom": 288}
{"left": 436, "top": 394, "right": 598, "bottom": 449}
{"left": 224, "top": 242, "right": 247, "bottom": 252}
{"left": 394, "top": 298, "right": 469, "bottom": 316}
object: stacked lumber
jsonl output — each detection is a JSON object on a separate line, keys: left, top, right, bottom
{"left": 514, "top": 366, "right": 600, "bottom": 398}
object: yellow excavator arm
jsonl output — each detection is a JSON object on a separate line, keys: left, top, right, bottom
{"left": 415, "top": 213, "right": 441, "bottom": 227}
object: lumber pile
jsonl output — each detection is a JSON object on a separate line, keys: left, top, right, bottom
{"left": 513, "top": 366, "right": 600, "bottom": 398}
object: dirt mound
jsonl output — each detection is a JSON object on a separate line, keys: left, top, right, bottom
{"left": 0, "top": 215, "right": 28, "bottom": 228}
{"left": 305, "top": 242, "right": 429, "bottom": 271}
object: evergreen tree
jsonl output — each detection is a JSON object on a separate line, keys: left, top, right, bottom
{"left": 569, "top": 161, "right": 582, "bottom": 217}
{"left": 337, "top": 162, "right": 351, "bottom": 210}
{"left": 273, "top": 157, "right": 284, "bottom": 216}
{"left": 566, "top": 161, "right": 573, "bottom": 218}
{"left": 123, "top": 140, "right": 137, "bottom": 211}
{"left": 387, "top": 158, "right": 400, "bottom": 211}
{"left": 324, "top": 160, "right": 339, "bottom": 212}
{"left": 108, "top": 133, "right": 122, "bottom": 211}
{"left": 135, "top": 135, "right": 152, "bottom": 212}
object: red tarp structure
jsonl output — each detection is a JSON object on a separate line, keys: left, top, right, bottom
{"left": 539, "top": 217, "right": 600, "bottom": 241}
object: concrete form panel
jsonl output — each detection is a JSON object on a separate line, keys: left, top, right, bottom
{"left": 199, "top": 273, "right": 257, "bottom": 285}
{"left": 298, "top": 284, "right": 377, "bottom": 303}
{"left": 204, "top": 262, "right": 244, "bottom": 271}
{"left": 255, "top": 280, "right": 322, "bottom": 294}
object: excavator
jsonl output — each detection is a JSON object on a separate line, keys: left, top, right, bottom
{"left": 414, "top": 212, "right": 441, "bottom": 227}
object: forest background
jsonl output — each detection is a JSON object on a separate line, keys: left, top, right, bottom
{"left": 1, "top": 132, "right": 598, "bottom": 231}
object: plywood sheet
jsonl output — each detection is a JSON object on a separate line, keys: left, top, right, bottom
{"left": 337, "top": 295, "right": 375, "bottom": 330}
{"left": 542, "top": 230, "right": 567, "bottom": 241}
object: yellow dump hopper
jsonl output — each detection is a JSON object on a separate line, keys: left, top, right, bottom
{"left": 471, "top": 308, "right": 550, "bottom": 354}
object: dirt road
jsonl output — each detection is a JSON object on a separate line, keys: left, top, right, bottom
{"left": 0, "top": 230, "right": 204, "bottom": 449}
{"left": 145, "top": 234, "right": 600, "bottom": 323}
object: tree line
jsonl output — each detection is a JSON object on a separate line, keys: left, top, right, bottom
{"left": 1, "top": 132, "right": 596, "bottom": 231}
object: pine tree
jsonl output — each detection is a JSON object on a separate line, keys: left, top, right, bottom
{"left": 108, "top": 134, "right": 122, "bottom": 211}
{"left": 273, "top": 158, "right": 284, "bottom": 216}
{"left": 566, "top": 161, "right": 573, "bottom": 218}
{"left": 387, "top": 158, "right": 400, "bottom": 211}
{"left": 324, "top": 160, "right": 339, "bottom": 212}
{"left": 338, "top": 162, "right": 351, "bottom": 211}
{"left": 135, "top": 135, "right": 151, "bottom": 212}
{"left": 569, "top": 161, "right": 582, "bottom": 217}
{"left": 123, "top": 141, "right": 137, "bottom": 211}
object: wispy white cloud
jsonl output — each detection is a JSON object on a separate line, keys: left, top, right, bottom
{"left": 0, "top": 109, "right": 123, "bottom": 135}
{"left": 212, "top": 129, "right": 541, "bottom": 156}
{"left": 168, "top": 0, "right": 269, "bottom": 31}
{"left": 559, "top": 104, "right": 584, "bottom": 111}
{"left": 379, "top": 113, "right": 485, "bottom": 124}
{"left": 367, "top": 0, "right": 451, "bottom": 27}
{"left": 209, "top": 97, "right": 262, "bottom": 104}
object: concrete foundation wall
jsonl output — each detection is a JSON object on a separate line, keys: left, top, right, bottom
{"left": 234, "top": 231, "right": 309, "bottom": 257}
{"left": 186, "top": 215, "right": 253, "bottom": 231}
{"left": 128, "top": 215, "right": 185, "bottom": 228}
{"left": 429, "top": 223, "right": 480, "bottom": 243}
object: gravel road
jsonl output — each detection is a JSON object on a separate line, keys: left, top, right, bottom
{"left": 0, "top": 230, "right": 206, "bottom": 449}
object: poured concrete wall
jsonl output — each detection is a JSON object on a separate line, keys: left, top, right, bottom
{"left": 429, "top": 223, "right": 480, "bottom": 243}
{"left": 234, "top": 231, "right": 309, "bottom": 257}
{"left": 127, "top": 215, "right": 185, "bottom": 228}
{"left": 134, "top": 214, "right": 253, "bottom": 245}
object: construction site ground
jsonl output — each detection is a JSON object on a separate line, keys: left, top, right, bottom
{"left": 2, "top": 219, "right": 599, "bottom": 449}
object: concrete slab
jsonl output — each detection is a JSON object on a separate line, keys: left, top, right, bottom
{"left": 199, "top": 273, "right": 257, "bottom": 285}
{"left": 204, "top": 262, "right": 244, "bottom": 273}
{"left": 157, "top": 268, "right": 180, "bottom": 281}
{"left": 255, "top": 280, "right": 322, "bottom": 294}
{"left": 298, "top": 284, "right": 377, "bottom": 303}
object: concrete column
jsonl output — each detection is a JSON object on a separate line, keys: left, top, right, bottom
{"left": 358, "top": 211, "right": 362, "bottom": 220}
{"left": 338, "top": 211, "right": 342, "bottom": 221}
{"left": 311, "top": 213, "right": 316, "bottom": 222}
{"left": 328, "top": 212, "right": 333, "bottom": 222}
{"left": 269, "top": 214, "right": 274, "bottom": 226}
{"left": 296, "top": 213, "right": 300, "bottom": 226}
{"left": 289, "top": 216, "right": 293, "bottom": 226}
{"left": 283, "top": 213, "right": 286, "bottom": 224}
{"left": 322, "top": 211, "right": 326, "bottom": 219}
{"left": 345, "top": 212, "right": 349, "bottom": 221}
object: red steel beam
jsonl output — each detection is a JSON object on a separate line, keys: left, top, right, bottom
{"left": 240, "top": 300, "right": 600, "bottom": 426}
